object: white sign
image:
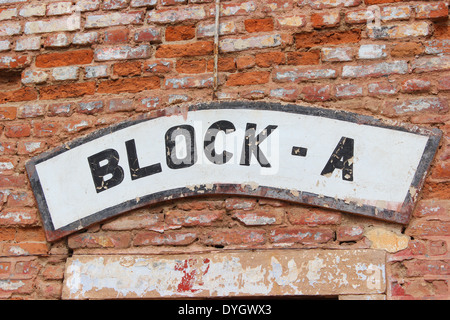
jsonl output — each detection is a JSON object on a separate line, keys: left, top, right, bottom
{"left": 26, "top": 102, "right": 441, "bottom": 241}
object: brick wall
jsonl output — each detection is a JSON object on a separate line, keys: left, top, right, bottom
{"left": 0, "top": 0, "right": 449, "bottom": 299}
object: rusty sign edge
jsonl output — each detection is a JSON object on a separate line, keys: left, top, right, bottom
{"left": 25, "top": 101, "right": 442, "bottom": 242}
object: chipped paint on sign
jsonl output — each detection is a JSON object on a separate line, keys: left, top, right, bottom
{"left": 62, "top": 249, "right": 386, "bottom": 299}
{"left": 26, "top": 102, "right": 441, "bottom": 241}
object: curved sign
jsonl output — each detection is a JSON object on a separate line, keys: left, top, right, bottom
{"left": 26, "top": 102, "right": 441, "bottom": 241}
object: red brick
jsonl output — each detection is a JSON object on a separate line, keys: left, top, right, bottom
{"left": 311, "top": 11, "right": 340, "bottom": 29}
{"left": 156, "top": 41, "right": 213, "bottom": 58}
{"left": 4, "top": 124, "right": 31, "bottom": 138}
{"left": 0, "top": 175, "right": 27, "bottom": 188}
{"left": 113, "top": 61, "right": 142, "bottom": 76}
{"left": 403, "top": 259, "right": 450, "bottom": 277}
{"left": 0, "top": 107, "right": 17, "bottom": 120}
{"left": 35, "top": 49, "right": 93, "bottom": 68}
{"left": 287, "top": 207, "right": 341, "bottom": 225}
{"left": 269, "top": 227, "right": 334, "bottom": 243}
{"left": 415, "top": 2, "right": 448, "bottom": 20}
{"left": 165, "top": 24, "right": 195, "bottom": 41}
{"left": 202, "top": 229, "right": 266, "bottom": 246}
{"left": 206, "top": 57, "right": 236, "bottom": 72}
{"left": 98, "top": 77, "right": 160, "bottom": 93}
{"left": 134, "top": 27, "right": 162, "bottom": 43}
{"left": 295, "top": 29, "right": 361, "bottom": 48}
{"left": 0, "top": 55, "right": 29, "bottom": 70}
{"left": 0, "top": 208, "right": 38, "bottom": 226}
{"left": 337, "top": 225, "right": 364, "bottom": 242}
{"left": 104, "top": 28, "right": 129, "bottom": 44}
{"left": 435, "top": 25, "right": 450, "bottom": 39}
{"left": 32, "top": 121, "right": 60, "bottom": 137}
{"left": 301, "top": 84, "right": 333, "bottom": 101}
{"left": 236, "top": 55, "right": 255, "bottom": 70}
{"left": 40, "top": 82, "right": 96, "bottom": 100}
{"left": 255, "top": 52, "right": 285, "bottom": 67}
{"left": 391, "top": 42, "right": 424, "bottom": 57}
{"left": 432, "top": 161, "right": 450, "bottom": 180}
{"left": 0, "top": 87, "right": 38, "bottom": 104}
{"left": 400, "top": 79, "right": 431, "bottom": 93}
{"left": 3, "top": 243, "right": 48, "bottom": 256}
{"left": 438, "top": 76, "right": 450, "bottom": 91}
{"left": 226, "top": 71, "right": 270, "bottom": 86}
{"left": 68, "top": 232, "right": 131, "bottom": 249}
{"left": 407, "top": 219, "right": 450, "bottom": 238}
{"left": 165, "top": 210, "right": 223, "bottom": 227}
{"left": 286, "top": 51, "right": 320, "bottom": 65}
{"left": 364, "top": 0, "right": 402, "bottom": 4}
{"left": 176, "top": 59, "right": 207, "bottom": 74}
{"left": 244, "top": 18, "right": 274, "bottom": 33}
{"left": 134, "top": 231, "right": 197, "bottom": 246}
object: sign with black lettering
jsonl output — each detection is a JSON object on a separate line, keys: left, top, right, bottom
{"left": 26, "top": 102, "right": 441, "bottom": 241}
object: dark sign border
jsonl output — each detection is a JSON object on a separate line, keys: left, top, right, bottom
{"left": 26, "top": 101, "right": 442, "bottom": 241}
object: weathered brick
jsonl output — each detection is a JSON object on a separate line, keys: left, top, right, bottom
{"left": 39, "top": 82, "right": 96, "bottom": 100}
{"left": 47, "top": 2, "right": 73, "bottom": 16}
{"left": 295, "top": 29, "right": 361, "bottom": 48}
{"left": 161, "top": 0, "right": 187, "bottom": 5}
{"left": 336, "top": 83, "right": 363, "bottom": 98}
{"left": 202, "top": 229, "right": 266, "bottom": 246}
{"left": 166, "top": 210, "right": 223, "bottom": 227}
{"left": 19, "top": 4, "right": 46, "bottom": 17}
{"left": 342, "top": 61, "right": 408, "bottom": 78}
{"left": 17, "top": 104, "right": 45, "bottom": 118}
{"left": 104, "top": 28, "right": 129, "bottom": 44}
{"left": 32, "top": 121, "right": 61, "bottom": 137}
{"left": 97, "top": 77, "right": 160, "bottom": 93}
{"left": 85, "top": 65, "right": 108, "bottom": 79}
{"left": 337, "top": 225, "right": 364, "bottom": 242}
{"left": 0, "top": 208, "right": 38, "bottom": 226}
{"left": 321, "top": 47, "right": 354, "bottom": 61}
{"left": 21, "top": 70, "right": 48, "bottom": 84}
{"left": 273, "top": 66, "right": 338, "bottom": 82}
{"left": 400, "top": 79, "right": 431, "bottom": 93}
{"left": 269, "top": 87, "right": 300, "bottom": 102}
{"left": 35, "top": 49, "right": 93, "bottom": 68}
{"left": 94, "top": 45, "right": 150, "bottom": 61}
{"left": 102, "top": 0, "right": 129, "bottom": 10}
{"left": 68, "top": 232, "right": 131, "bottom": 249}
{"left": 0, "top": 8, "right": 17, "bottom": 21}
{"left": 0, "top": 40, "right": 10, "bottom": 52}
{"left": 367, "top": 22, "right": 430, "bottom": 39}
{"left": 269, "top": 227, "right": 334, "bottom": 243}
{"left": 44, "top": 33, "right": 70, "bottom": 48}
{"left": 85, "top": 11, "right": 144, "bottom": 28}
{"left": 381, "top": 5, "right": 411, "bottom": 21}
{"left": 368, "top": 81, "right": 397, "bottom": 96}
{"left": 130, "top": 0, "right": 156, "bottom": 7}
{"left": 219, "top": 1, "right": 256, "bottom": 16}
{"left": 52, "top": 66, "right": 79, "bottom": 81}
{"left": 226, "top": 71, "right": 270, "bottom": 86}
{"left": 24, "top": 14, "right": 81, "bottom": 34}
{"left": 415, "top": 2, "right": 448, "bottom": 20}
{"left": 134, "top": 27, "right": 161, "bottom": 43}
{"left": 17, "top": 141, "right": 46, "bottom": 155}
{"left": 276, "top": 15, "right": 307, "bottom": 28}
{"left": 106, "top": 98, "right": 135, "bottom": 113}
{"left": 425, "top": 40, "right": 450, "bottom": 55}
{"left": 0, "top": 21, "right": 21, "bottom": 36}
{"left": 62, "top": 119, "right": 91, "bottom": 133}
{"left": 47, "top": 102, "right": 73, "bottom": 117}
{"left": 219, "top": 34, "right": 282, "bottom": 53}
{"left": 438, "top": 76, "right": 450, "bottom": 91}
{"left": 197, "top": 21, "right": 236, "bottom": 38}
{"left": 288, "top": 208, "right": 341, "bottom": 225}
{"left": 382, "top": 97, "right": 448, "bottom": 115}
{"left": 72, "top": 32, "right": 98, "bottom": 45}
{"left": 307, "top": 0, "right": 361, "bottom": 9}
{"left": 77, "top": 100, "right": 103, "bottom": 114}
{"left": 156, "top": 41, "right": 213, "bottom": 58}
{"left": 144, "top": 59, "right": 173, "bottom": 73}
{"left": 412, "top": 55, "right": 450, "bottom": 73}
{"left": 165, "top": 74, "right": 213, "bottom": 89}
{"left": 311, "top": 11, "right": 340, "bottom": 29}
{"left": 407, "top": 220, "right": 450, "bottom": 238}
{"left": 4, "top": 243, "right": 48, "bottom": 256}
{"left": 148, "top": 7, "right": 205, "bottom": 24}
{"left": 301, "top": 84, "right": 333, "bottom": 101}
{"left": 134, "top": 231, "right": 197, "bottom": 246}
{"left": 233, "top": 209, "right": 284, "bottom": 226}
{"left": 15, "top": 36, "right": 41, "bottom": 51}
{"left": 236, "top": 55, "right": 255, "bottom": 70}
{"left": 358, "top": 44, "right": 386, "bottom": 59}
